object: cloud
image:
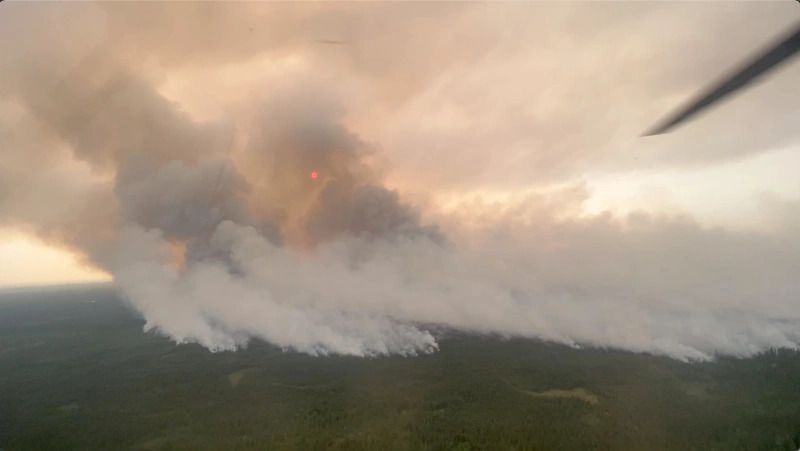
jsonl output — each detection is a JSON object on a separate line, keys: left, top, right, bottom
{"left": 1, "top": 2, "right": 799, "bottom": 361}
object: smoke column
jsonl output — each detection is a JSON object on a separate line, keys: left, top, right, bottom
{"left": 2, "top": 2, "right": 799, "bottom": 361}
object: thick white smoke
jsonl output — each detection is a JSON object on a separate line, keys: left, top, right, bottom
{"left": 110, "top": 204, "right": 800, "bottom": 361}
{"left": 2, "top": 2, "right": 799, "bottom": 361}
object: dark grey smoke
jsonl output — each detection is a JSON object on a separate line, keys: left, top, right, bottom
{"left": 307, "top": 182, "right": 444, "bottom": 245}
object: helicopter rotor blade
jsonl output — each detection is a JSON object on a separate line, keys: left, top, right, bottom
{"left": 643, "top": 22, "right": 800, "bottom": 136}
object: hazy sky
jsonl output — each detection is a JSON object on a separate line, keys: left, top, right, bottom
{"left": 0, "top": 229, "right": 107, "bottom": 287}
{"left": 1, "top": 1, "right": 799, "bottom": 360}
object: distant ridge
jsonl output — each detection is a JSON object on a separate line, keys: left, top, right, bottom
{"left": 0, "top": 280, "right": 113, "bottom": 295}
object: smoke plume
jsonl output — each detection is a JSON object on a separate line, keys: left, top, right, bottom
{"left": 2, "top": 2, "right": 799, "bottom": 361}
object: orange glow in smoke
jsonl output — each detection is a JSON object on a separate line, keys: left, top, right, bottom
{"left": 310, "top": 171, "right": 318, "bottom": 179}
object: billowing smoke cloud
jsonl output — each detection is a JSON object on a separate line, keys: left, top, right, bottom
{"left": 1, "top": 2, "right": 799, "bottom": 361}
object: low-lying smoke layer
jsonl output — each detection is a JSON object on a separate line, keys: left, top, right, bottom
{"left": 2, "top": 2, "right": 799, "bottom": 361}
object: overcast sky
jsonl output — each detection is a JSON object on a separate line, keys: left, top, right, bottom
{"left": 1, "top": 1, "right": 799, "bottom": 360}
